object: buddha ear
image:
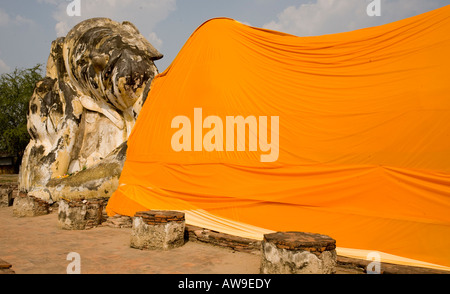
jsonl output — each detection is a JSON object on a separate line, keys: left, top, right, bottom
{"left": 122, "top": 20, "right": 164, "bottom": 61}
{"left": 122, "top": 21, "right": 140, "bottom": 34}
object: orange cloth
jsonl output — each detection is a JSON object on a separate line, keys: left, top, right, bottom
{"left": 106, "top": 5, "right": 450, "bottom": 268}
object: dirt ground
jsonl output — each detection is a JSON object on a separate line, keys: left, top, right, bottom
{"left": 0, "top": 206, "right": 265, "bottom": 274}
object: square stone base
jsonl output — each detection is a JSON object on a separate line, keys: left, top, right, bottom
{"left": 130, "top": 215, "right": 185, "bottom": 250}
{"left": 260, "top": 240, "right": 337, "bottom": 274}
{"left": 58, "top": 198, "right": 106, "bottom": 230}
{"left": 260, "top": 231, "right": 337, "bottom": 274}
{"left": 12, "top": 193, "right": 50, "bottom": 217}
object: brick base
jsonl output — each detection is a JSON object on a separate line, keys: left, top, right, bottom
{"left": 185, "top": 225, "right": 261, "bottom": 254}
{"left": 130, "top": 210, "right": 185, "bottom": 250}
{"left": 12, "top": 192, "right": 50, "bottom": 217}
{"left": 102, "top": 214, "right": 132, "bottom": 228}
{"left": 58, "top": 198, "right": 107, "bottom": 230}
{"left": 260, "top": 231, "right": 337, "bottom": 274}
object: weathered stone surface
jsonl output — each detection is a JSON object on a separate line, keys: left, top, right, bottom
{"left": 0, "top": 188, "right": 11, "bottom": 207}
{"left": 0, "top": 183, "right": 18, "bottom": 207}
{"left": 260, "top": 231, "right": 337, "bottom": 274}
{"left": 12, "top": 192, "right": 50, "bottom": 217}
{"left": 28, "top": 142, "right": 127, "bottom": 202}
{"left": 130, "top": 210, "right": 186, "bottom": 250}
{"left": 19, "top": 18, "right": 161, "bottom": 201}
{"left": 58, "top": 198, "right": 107, "bottom": 230}
{"left": 134, "top": 210, "right": 185, "bottom": 224}
{"left": 102, "top": 214, "right": 132, "bottom": 228}
{"left": 185, "top": 224, "right": 261, "bottom": 254}
{"left": 263, "top": 231, "right": 336, "bottom": 253}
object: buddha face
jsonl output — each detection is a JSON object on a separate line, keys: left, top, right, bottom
{"left": 63, "top": 18, "right": 163, "bottom": 113}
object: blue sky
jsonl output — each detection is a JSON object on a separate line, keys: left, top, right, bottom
{"left": 0, "top": 0, "right": 448, "bottom": 74}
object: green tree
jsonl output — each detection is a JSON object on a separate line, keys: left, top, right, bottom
{"left": 0, "top": 64, "right": 43, "bottom": 172}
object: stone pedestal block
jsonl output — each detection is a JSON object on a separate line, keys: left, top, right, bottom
{"left": 12, "top": 192, "right": 50, "bottom": 217}
{"left": 58, "top": 198, "right": 106, "bottom": 230}
{"left": 0, "top": 187, "right": 12, "bottom": 207}
{"left": 260, "top": 231, "right": 337, "bottom": 274}
{"left": 130, "top": 210, "right": 185, "bottom": 250}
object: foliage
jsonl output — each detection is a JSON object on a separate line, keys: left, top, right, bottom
{"left": 0, "top": 64, "right": 43, "bottom": 164}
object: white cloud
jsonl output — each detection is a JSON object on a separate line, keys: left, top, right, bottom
{"left": 0, "top": 9, "right": 10, "bottom": 26}
{"left": 0, "top": 8, "right": 35, "bottom": 27}
{"left": 263, "top": 0, "right": 446, "bottom": 36}
{"left": 147, "top": 32, "right": 163, "bottom": 50}
{"left": 14, "top": 15, "right": 36, "bottom": 26}
{"left": 46, "top": 0, "right": 177, "bottom": 39}
{"left": 0, "top": 58, "right": 11, "bottom": 74}
{"left": 237, "top": 20, "right": 252, "bottom": 26}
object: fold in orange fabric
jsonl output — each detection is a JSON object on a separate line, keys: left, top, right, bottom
{"left": 106, "top": 5, "right": 450, "bottom": 268}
